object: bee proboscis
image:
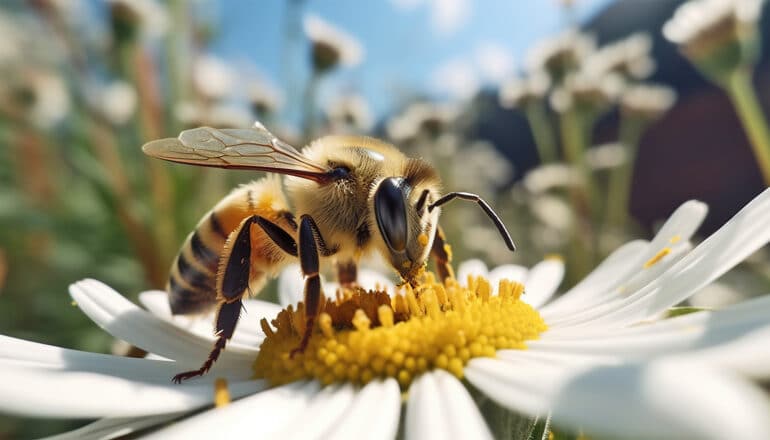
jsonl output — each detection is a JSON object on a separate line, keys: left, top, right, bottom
{"left": 142, "top": 122, "right": 515, "bottom": 383}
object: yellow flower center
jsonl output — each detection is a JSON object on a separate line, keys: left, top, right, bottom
{"left": 253, "top": 272, "right": 547, "bottom": 389}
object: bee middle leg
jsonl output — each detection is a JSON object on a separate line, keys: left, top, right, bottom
{"left": 431, "top": 225, "right": 455, "bottom": 282}
{"left": 291, "top": 214, "right": 333, "bottom": 357}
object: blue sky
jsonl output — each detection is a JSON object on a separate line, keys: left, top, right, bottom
{"left": 211, "top": 0, "right": 612, "bottom": 124}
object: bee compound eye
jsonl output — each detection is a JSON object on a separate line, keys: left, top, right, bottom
{"left": 374, "top": 177, "right": 408, "bottom": 252}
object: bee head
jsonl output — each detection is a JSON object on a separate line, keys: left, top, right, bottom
{"left": 373, "top": 177, "right": 439, "bottom": 284}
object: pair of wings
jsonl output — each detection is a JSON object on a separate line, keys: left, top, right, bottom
{"left": 142, "top": 123, "right": 332, "bottom": 182}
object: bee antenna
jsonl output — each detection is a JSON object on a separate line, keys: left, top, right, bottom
{"left": 428, "top": 192, "right": 516, "bottom": 252}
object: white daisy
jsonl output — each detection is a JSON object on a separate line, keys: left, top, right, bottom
{"left": 4, "top": 190, "right": 770, "bottom": 438}
{"left": 663, "top": 0, "right": 764, "bottom": 81}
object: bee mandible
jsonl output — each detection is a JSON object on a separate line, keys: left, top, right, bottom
{"left": 142, "top": 122, "right": 515, "bottom": 383}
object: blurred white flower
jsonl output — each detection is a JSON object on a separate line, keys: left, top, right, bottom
{"left": 620, "top": 83, "right": 677, "bottom": 120}
{"left": 531, "top": 194, "right": 574, "bottom": 230}
{"left": 586, "top": 143, "right": 628, "bottom": 170}
{"left": 526, "top": 29, "right": 596, "bottom": 82}
{"left": 550, "top": 70, "right": 624, "bottom": 113}
{"left": 583, "top": 33, "right": 656, "bottom": 80}
{"left": 663, "top": 0, "right": 763, "bottom": 46}
{"left": 88, "top": 80, "right": 138, "bottom": 126}
{"left": 499, "top": 71, "right": 551, "bottom": 108}
{"left": 246, "top": 75, "right": 284, "bottom": 117}
{"left": 663, "top": 0, "right": 764, "bottom": 79}
{"left": 452, "top": 141, "right": 513, "bottom": 189}
{"left": 431, "top": 58, "right": 480, "bottom": 101}
{"left": 386, "top": 101, "right": 459, "bottom": 141}
{"left": 523, "top": 163, "right": 584, "bottom": 194}
{"left": 26, "top": 71, "right": 71, "bottom": 130}
{"left": 303, "top": 14, "right": 363, "bottom": 72}
{"left": 193, "top": 55, "right": 235, "bottom": 101}
{"left": 326, "top": 94, "right": 374, "bottom": 133}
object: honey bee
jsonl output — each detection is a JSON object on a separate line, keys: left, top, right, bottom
{"left": 142, "top": 122, "right": 515, "bottom": 383}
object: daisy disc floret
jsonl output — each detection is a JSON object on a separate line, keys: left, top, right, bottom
{"left": 254, "top": 273, "right": 547, "bottom": 389}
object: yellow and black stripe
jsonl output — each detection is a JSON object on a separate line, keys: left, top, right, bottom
{"left": 168, "top": 212, "right": 229, "bottom": 315}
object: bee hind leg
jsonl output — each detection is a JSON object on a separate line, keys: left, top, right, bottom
{"left": 172, "top": 216, "right": 260, "bottom": 383}
{"left": 172, "top": 299, "right": 243, "bottom": 383}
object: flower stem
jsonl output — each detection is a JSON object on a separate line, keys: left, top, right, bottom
{"left": 726, "top": 68, "right": 770, "bottom": 186}
{"left": 607, "top": 117, "right": 645, "bottom": 228}
{"left": 525, "top": 101, "right": 558, "bottom": 163}
{"left": 559, "top": 109, "right": 596, "bottom": 282}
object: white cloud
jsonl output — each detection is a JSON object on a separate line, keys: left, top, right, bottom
{"left": 475, "top": 42, "right": 515, "bottom": 84}
{"left": 431, "top": 57, "right": 479, "bottom": 101}
{"left": 389, "top": 0, "right": 471, "bottom": 36}
{"left": 431, "top": 0, "right": 470, "bottom": 35}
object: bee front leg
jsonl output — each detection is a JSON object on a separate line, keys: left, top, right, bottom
{"left": 431, "top": 225, "right": 455, "bottom": 283}
{"left": 291, "top": 214, "right": 329, "bottom": 358}
{"left": 173, "top": 216, "right": 259, "bottom": 383}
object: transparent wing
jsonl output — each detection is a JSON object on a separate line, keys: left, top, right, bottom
{"left": 142, "top": 123, "right": 330, "bottom": 181}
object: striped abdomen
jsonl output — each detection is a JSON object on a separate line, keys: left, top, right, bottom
{"left": 167, "top": 177, "right": 294, "bottom": 315}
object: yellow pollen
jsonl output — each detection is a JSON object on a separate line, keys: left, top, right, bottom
{"left": 643, "top": 247, "right": 671, "bottom": 268}
{"left": 669, "top": 235, "right": 681, "bottom": 244}
{"left": 214, "top": 378, "right": 231, "bottom": 408}
{"left": 253, "top": 273, "right": 547, "bottom": 390}
{"left": 418, "top": 233, "right": 429, "bottom": 247}
{"left": 544, "top": 253, "right": 563, "bottom": 261}
{"left": 70, "top": 300, "right": 78, "bottom": 307}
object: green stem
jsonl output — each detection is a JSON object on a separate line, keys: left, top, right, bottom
{"left": 726, "top": 68, "right": 770, "bottom": 186}
{"left": 525, "top": 101, "right": 558, "bottom": 163}
{"left": 559, "top": 108, "right": 597, "bottom": 284}
{"left": 607, "top": 117, "right": 645, "bottom": 228}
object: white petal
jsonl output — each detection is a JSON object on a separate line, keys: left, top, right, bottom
{"left": 549, "top": 359, "right": 770, "bottom": 440}
{"left": 0, "top": 363, "right": 265, "bottom": 418}
{"left": 42, "top": 414, "right": 182, "bottom": 440}
{"left": 542, "top": 199, "right": 707, "bottom": 320}
{"left": 69, "top": 280, "right": 256, "bottom": 371}
{"left": 456, "top": 259, "right": 489, "bottom": 286}
{"left": 359, "top": 268, "right": 397, "bottom": 293}
{"left": 138, "top": 290, "right": 172, "bottom": 318}
{"left": 139, "top": 291, "right": 275, "bottom": 347}
{"left": 281, "top": 383, "right": 357, "bottom": 440}
{"left": 487, "top": 264, "right": 528, "bottom": 294}
{"left": 465, "top": 358, "right": 564, "bottom": 416}
{"left": 323, "top": 379, "right": 401, "bottom": 440}
{"left": 540, "top": 240, "right": 648, "bottom": 319}
{"left": 434, "top": 370, "right": 494, "bottom": 440}
{"left": 583, "top": 188, "right": 770, "bottom": 326}
{"left": 143, "top": 381, "right": 318, "bottom": 439}
{"left": 406, "top": 372, "right": 450, "bottom": 439}
{"left": 0, "top": 335, "right": 251, "bottom": 383}
{"left": 278, "top": 264, "right": 305, "bottom": 307}
{"left": 686, "top": 323, "right": 770, "bottom": 379}
{"left": 522, "top": 259, "right": 564, "bottom": 308}
{"left": 548, "top": 241, "right": 692, "bottom": 328}
{"left": 537, "top": 294, "right": 770, "bottom": 359}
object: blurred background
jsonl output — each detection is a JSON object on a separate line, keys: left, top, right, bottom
{"left": 2, "top": 0, "right": 770, "bottom": 437}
